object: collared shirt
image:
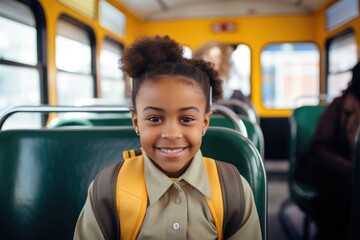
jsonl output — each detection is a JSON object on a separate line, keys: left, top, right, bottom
{"left": 137, "top": 151, "right": 217, "bottom": 239}
{"left": 73, "top": 151, "right": 262, "bottom": 240}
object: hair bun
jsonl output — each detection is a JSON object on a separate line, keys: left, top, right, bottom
{"left": 120, "top": 35, "right": 184, "bottom": 78}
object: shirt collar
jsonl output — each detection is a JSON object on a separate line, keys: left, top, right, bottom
{"left": 181, "top": 150, "right": 212, "bottom": 199}
{"left": 144, "top": 150, "right": 212, "bottom": 205}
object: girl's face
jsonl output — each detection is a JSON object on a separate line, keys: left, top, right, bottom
{"left": 132, "top": 76, "right": 211, "bottom": 177}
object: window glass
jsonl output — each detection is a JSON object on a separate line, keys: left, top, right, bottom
{"left": 230, "top": 44, "right": 251, "bottom": 96}
{"left": 99, "top": 0, "right": 126, "bottom": 36}
{"left": 56, "top": 72, "right": 94, "bottom": 105}
{"left": 0, "top": 65, "right": 41, "bottom": 129}
{"left": 56, "top": 18, "right": 94, "bottom": 105}
{"left": 100, "top": 38, "right": 125, "bottom": 103}
{"left": 0, "top": 17, "right": 37, "bottom": 65}
{"left": 328, "top": 31, "right": 358, "bottom": 98}
{"left": 261, "top": 43, "right": 320, "bottom": 108}
{"left": 0, "top": 0, "right": 41, "bottom": 129}
{"left": 183, "top": 46, "right": 192, "bottom": 59}
{"left": 56, "top": 35, "right": 91, "bottom": 73}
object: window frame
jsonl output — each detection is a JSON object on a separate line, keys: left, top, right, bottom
{"left": 325, "top": 27, "right": 358, "bottom": 98}
{"left": 55, "top": 14, "right": 97, "bottom": 104}
{"left": 0, "top": 0, "right": 47, "bottom": 128}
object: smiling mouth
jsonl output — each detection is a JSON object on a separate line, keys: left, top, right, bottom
{"left": 159, "top": 148, "right": 185, "bottom": 153}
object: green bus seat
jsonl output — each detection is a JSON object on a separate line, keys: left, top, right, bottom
{"left": 283, "top": 104, "right": 327, "bottom": 239}
{"left": 47, "top": 105, "right": 250, "bottom": 138}
{"left": 210, "top": 114, "right": 264, "bottom": 158}
{"left": 202, "top": 127, "right": 267, "bottom": 239}
{"left": 0, "top": 126, "right": 266, "bottom": 239}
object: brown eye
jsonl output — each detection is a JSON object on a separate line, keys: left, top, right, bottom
{"left": 180, "top": 116, "right": 194, "bottom": 123}
{"left": 147, "top": 116, "right": 162, "bottom": 122}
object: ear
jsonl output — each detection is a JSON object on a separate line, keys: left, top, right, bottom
{"left": 203, "top": 110, "right": 212, "bottom": 129}
{"left": 131, "top": 112, "right": 139, "bottom": 130}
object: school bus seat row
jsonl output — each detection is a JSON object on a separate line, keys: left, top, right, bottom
{"left": 281, "top": 104, "right": 327, "bottom": 239}
{"left": 0, "top": 126, "right": 267, "bottom": 240}
{"left": 46, "top": 104, "right": 249, "bottom": 137}
{"left": 210, "top": 114, "right": 264, "bottom": 158}
{"left": 46, "top": 105, "right": 264, "bottom": 157}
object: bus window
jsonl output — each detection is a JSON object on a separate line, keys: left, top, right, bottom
{"left": 99, "top": 0, "right": 126, "bottom": 37}
{"left": 261, "top": 43, "right": 319, "bottom": 109}
{"left": 327, "top": 29, "right": 358, "bottom": 98}
{"left": 183, "top": 45, "right": 192, "bottom": 59}
{"left": 230, "top": 44, "right": 251, "bottom": 97}
{"left": 100, "top": 38, "right": 126, "bottom": 103}
{"left": 0, "top": 0, "right": 44, "bottom": 129}
{"left": 56, "top": 17, "right": 95, "bottom": 105}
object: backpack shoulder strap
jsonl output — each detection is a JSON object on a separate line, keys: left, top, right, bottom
{"left": 216, "top": 160, "right": 245, "bottom": 239}
{"left": 116, "top": 154, "right": 147, "bottom": 240}
{"left": 92, "top": 160, "right": 124, "bottom": 240}
{"left": 91, "top": 148, "right": 144, "bottom": 240}
{"left": 202, "top": 157, "right": 224, "bottom": 240}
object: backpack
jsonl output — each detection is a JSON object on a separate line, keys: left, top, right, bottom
{"left": 91, "top": 149, "right": 245, "bottom": 240}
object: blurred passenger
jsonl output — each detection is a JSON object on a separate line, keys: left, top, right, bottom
{"left": 193, "top": 41, "right": 256, "bottom": 116}
{"left": 309, "top": 61, "right": 360, "bottom": 240}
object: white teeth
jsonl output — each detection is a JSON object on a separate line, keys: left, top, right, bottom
{"left": 160, "top": 148, "right": 183, "bottom": 153}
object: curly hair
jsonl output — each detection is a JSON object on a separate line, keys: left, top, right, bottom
{"left": 120, "top": 35, "right": 223, "bottom": 112}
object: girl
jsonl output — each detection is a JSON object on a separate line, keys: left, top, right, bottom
{"left": 74, "top": 35, "right": 261, "bottom": 240}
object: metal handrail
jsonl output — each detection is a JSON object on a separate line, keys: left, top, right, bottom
{"left": 0, "top": 105, "right": 132, "bottom": 130}
{"left": 211, "top": 104, "right": 248, "bottom": 137}
{"left": 216, "top": 99, "right": 258, "bottom": 124}
{"left": 0, "top": 104, "right": 248, "bottom": 137}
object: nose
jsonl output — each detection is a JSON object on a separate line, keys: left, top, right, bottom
{"left": 161, "top": 121, "right": 182, "bottom": 139}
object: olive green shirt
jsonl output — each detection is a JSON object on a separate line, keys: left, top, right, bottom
{"left": 74, "top": 151, "right": 261, "bottom": 239}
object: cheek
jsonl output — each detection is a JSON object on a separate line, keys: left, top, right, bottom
{"left": 139, "top": 131, "right": 156, "bottom": 144}
{"left": 190, "top": 130, "right": 204, "bottom": 144}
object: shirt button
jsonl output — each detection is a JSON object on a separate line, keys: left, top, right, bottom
{"left": 174, "top": 197, "right": 181, "bottom": 204}
{"left": 172, "top": 222, "right": 180, "bottom": 230}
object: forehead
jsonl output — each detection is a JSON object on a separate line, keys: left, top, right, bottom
{"left": 137, "top": 76, "right": 206, "bottom": 110}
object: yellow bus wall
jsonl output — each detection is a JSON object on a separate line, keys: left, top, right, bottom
{"left": 36, "top": 0, "right": 360, "bottom": 118}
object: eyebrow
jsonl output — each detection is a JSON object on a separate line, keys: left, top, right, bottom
{"left": 142, "top": 106, "right": 200, "bottom": 113}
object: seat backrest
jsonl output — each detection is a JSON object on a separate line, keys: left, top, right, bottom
{"left": 210, "top": 114, "right": 264, "bottom": 157}
{"left": 48, "top": 105, "right": 249, "bottom": 138}
{"left": 290, "top": 105, "right": 327, "bottom": 156}
{"left": 289, "top": 104, "right": 327, "bottom": 185}
{"left": 201, "top": 127, "right": 267, "bottom": 239}
{"left": 216, "top": 98, "right": 259, "bottom": 124}
{"left": 0, "top": 127, "right": 141, "bottom": 240}
{"left": 0, "top": 126, "right": 266, "bottom": 240}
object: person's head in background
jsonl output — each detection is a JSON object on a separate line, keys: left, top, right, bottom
{"left": 120, "top": 35, "right": 223, "bottom": 177}
{"left": 346, "top": 61, "right": 360, "bottom": 100}
{"left": 193, "top": 41, "right": 233, "bottom": 80}
{"left": 193, "top": 41, "right": 234, "bottom": 99}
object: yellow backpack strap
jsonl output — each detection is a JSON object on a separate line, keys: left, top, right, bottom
{"left": 91, "top": 149, "right": 146, "bottom": 240}
{"left": 203, "top": 158, "right": 246, "bottom": 239}
{"left": 203, "top": 157, "right": 224, "bottom": 240}
{"left": 123, "top": 148, "right": 143, "bottom": 160}
{"left": 117, "top": 151, "right": 147, "bottom": 240}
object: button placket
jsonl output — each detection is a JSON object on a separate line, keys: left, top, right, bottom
{"left": 166, "top": 182, "right": 187, "bottom": 239}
